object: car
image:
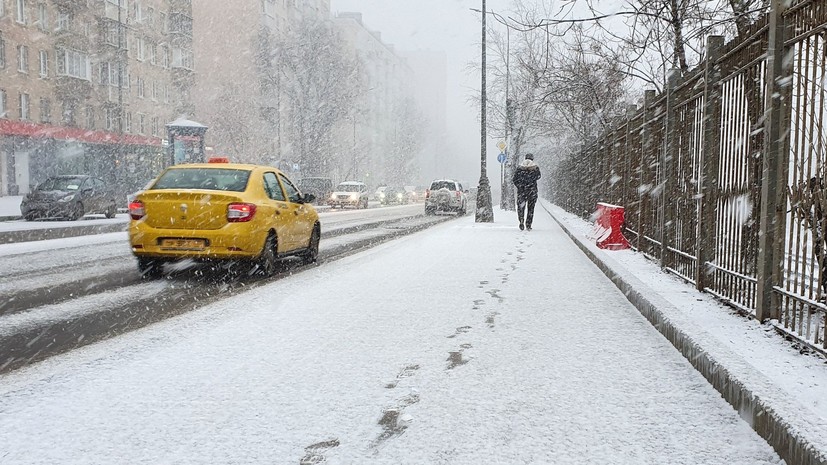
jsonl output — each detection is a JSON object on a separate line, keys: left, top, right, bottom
{"left": 403, "top": 186, "right": 420, "bottom": 203}
{"left": 373, "top": 185, "right": 388, "bottom": 201}
{"left": 297, "top": 177, "right": 333, "bottom": 205}
{"left": 20, "top": 175, "right": 118, "bottom": 221}
{"left": 380, "top": 186, "right": 409, "bottom": 205}
{"left": 425, "top": 179, "right": 468, "bottom": 215}
{"left": 128, "top": 159, "right": 321, "bottom": 279}
{"left": 328, "top": 181, "right": 370, "bottom": 209}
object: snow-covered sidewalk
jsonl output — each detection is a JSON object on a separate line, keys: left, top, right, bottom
{"left": 0, "top": 207, "right": 787, "bottom": 464}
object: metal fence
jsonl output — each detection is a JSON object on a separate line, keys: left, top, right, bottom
{"left": 550, "top": 0, "right": 827, "bottom": 352}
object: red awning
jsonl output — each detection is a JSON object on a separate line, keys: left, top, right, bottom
{"left": 0, "top": 119, "right": 163, "bottom": 147}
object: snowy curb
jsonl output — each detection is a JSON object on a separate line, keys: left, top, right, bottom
{"left": 543, "top": 202, "right": 827, "bottom": 465}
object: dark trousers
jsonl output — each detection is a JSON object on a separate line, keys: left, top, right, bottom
{"left": 517, "top": 190, "right": 537, "bottom": 227}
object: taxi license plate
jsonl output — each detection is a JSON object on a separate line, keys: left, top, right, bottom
{"left": 161, "top": 239, "right": 206, "bottom": 249}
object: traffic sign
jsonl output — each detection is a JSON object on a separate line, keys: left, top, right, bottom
{"left": 497, "top": 152, "right": 507, "bottom": 164}
{"left": 497, "top": 140, "right": 507, "bottom": 152}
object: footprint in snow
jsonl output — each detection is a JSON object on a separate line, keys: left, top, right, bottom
{"left": 299, "top": 438, "right": 340, "bottom": 465}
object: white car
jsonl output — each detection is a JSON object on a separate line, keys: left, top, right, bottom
{"left": 328, "top": 181, "right": 370, "bottom": 209}
{"left": 425, "top": 179, "right": 468, "bottom": 215}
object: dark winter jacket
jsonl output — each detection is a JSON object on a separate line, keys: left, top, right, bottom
{"left": 512, "top": 159, "right": 541, "bottom": 195}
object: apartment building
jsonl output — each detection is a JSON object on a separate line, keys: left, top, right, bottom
{"left": 0, "top": 0, "right": 194, "bottom": 196}
{"left": 191, "top": 0, "right": 330, "bottom": 165}
{"left": 334, "top": 12, "right": 413, "bottom": 185}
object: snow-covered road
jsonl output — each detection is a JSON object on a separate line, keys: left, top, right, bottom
{"left": 0, "top": 209, "right": 782, "bottom": 464}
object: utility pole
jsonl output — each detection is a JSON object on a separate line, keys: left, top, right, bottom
{"left": 116, "top": 0, "right": 125, "bottom": 189}
{"left": 475, "top": 0, "right": 494, "bottom": 222}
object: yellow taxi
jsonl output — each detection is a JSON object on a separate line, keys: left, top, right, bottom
{"left": 128, "top": 159, "right": 320, "bottom": 278}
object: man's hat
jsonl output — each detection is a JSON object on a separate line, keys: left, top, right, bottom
{"left": 525, "top": 153, "right": 534, "bottom": 160}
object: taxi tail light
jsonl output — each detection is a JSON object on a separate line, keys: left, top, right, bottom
{"left": 129, "top": 201, "right": 145, "bottom": 220}
{"left": 425, "top": 189, "right": 430, "bottom": 199}
{"left": 227, "top": 203, "right": 257, "bottom": 222}
{"left": 455, "top": 190, "right": 461, "bottom": 199}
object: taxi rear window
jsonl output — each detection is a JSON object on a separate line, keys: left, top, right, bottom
{"left": 151, "top": 168, "right": 251, "bottom": 192}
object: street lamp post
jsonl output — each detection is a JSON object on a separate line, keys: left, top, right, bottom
{"left": 476, "top": 0, "right": 494, "bottom": 223}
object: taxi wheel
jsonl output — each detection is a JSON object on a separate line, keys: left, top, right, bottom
{"left": 138, "top": 258, "right": 165, "bottom": 280}
{"left": 257, "top": 233, "right": 279, "bottom": 276}
{"left": 302, "top": 225, "right": 321, "bottom": 265}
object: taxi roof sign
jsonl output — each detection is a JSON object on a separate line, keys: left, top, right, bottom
{"left": 208, "top": 157, "right": 230, "bottom": 163}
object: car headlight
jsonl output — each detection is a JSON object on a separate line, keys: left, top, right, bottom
{"left": 397, "top": 193, "right": 403, "bottom": 199}
{"left": 380, "top": 193, "right": 385, "bottom": 198}
{"left": 351, "top": 193, "right": 359, "bottom": 200}
{"left": 58, "top": 194, "right": 76, "bottom": 203}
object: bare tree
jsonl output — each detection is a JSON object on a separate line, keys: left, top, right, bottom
{"left": 270, "top": 17, "right": 365, "bottom": 177}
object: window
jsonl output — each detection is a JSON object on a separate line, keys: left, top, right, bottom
{"left": 0, "top": 0, "right": 5, "bottom": 16}
{"left": 99, "top": 61, "right": 128, "bottom": 88}
{"left": 19, "top": 93, "right": 29, "bottom": 120}
{"left": 135, "top": 36, "right": 144, "bottom": 61}
{"left": 132, "top": 0, "right": 141, "bottom": 22}
{"left": 105, "top": 107, "right": 114, "bottom": 130}
{"left": 0, "top": 34, "right": 5, "bottom": 69}
{"left": 38, "top": 49, "right": 48, "bottom": 77}
{"left": 17, "top": 45, "right": 28, "bottom": 73}
{"left": 0, "top": 90, "right": 6, "bottom": 118}
{"left": 62, "top": 100, "right": 75, "bottom": 125}
{"left": 136, "top": 77, "right": 144, "bottom": 98}
{"left": 149, "top": 41, "right": 156, "bottom": 65}
{"left": 160, "top": 45, "right": 169, "bottom": 68}
{"left": 151, "top": 116, "right": 158, "bottom": 136}
{"left": 125, "top": 111, "right": 131, "bottom": 132}
{"left": 138, "top": 113, "right": 145, "bottom": 134}
{"left": 85, "top": 107, "right": 94, "bottom": 129}
{"left": 145, "top": 7, "right": 154, "bottom": 27}
{"left": 163, "top": 84, "right": 170, "bottom": 103}
{"left": 37, "top": 3, "right": 47, "bottom": 30}
{"left": 39, "top": 97, "right": 50, "bottom": 123}
{"left": 160, "top": 12, "right": 167, "bottom": 33}
{"left": 16, "top": 0, "right": 26, "bottom": 24}
{"left": 151, "top": 80, "right": 159, "bottom": 100}
{"left": 278, "top": 174, "right": 302, "bottom": 203}
{"left": 263, "top": 172, "right": 285, "bottom": 200}
{"left": 56, "top": 48, "right": 90, "bottom": 80}
{"left": 56, "top": 11, "right": 69, "bottom": 31}
{"left": 171, "top": 47, "right": 192, "bottom": 70}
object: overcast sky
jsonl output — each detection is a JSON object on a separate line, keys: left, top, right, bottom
{"left": 331, "top": 0, "right": 514, "bottom": 184}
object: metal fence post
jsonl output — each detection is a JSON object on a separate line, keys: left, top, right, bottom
{"left": 756, "top": 0, "right": 792, "bottom": 322}
{"left": 696, "top": 36, "right": 725, "bottom": 292}
{"left": 638, "top": 90, "right": 656, "bottom": 252}
{"left": 660, "top": 70, "right": 682, "bottom": 269}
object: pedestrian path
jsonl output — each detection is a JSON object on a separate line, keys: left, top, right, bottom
{"left": 0, "top": 206, "right": 789, "bottom": 464}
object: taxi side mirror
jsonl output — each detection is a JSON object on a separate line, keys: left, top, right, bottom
{"left": 302, "top": 193, "right": 316, "bottom": 204}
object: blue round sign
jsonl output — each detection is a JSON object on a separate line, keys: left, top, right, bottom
{"left": 497, "top": 153, "right": 507, "bottom": 164}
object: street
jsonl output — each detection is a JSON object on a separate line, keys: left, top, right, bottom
{"left": 0, "top": 207, "right": 782, "bottom": 464}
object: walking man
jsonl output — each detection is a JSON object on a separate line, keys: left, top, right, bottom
{"left": 512, "top": 153, "right": 541, "bottom": 230}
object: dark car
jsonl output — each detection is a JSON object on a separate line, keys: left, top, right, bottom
{"left": 297, "top": 177, "right": 333, "bottom": 205}
{"left": 380, "top": 186, "right": 409, "bottom": 205}
{"left": 20, "top": 175, "right": 118, "bottom": 221}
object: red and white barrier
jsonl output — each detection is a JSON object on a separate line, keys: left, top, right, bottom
{"left": 586, "top": 202, "right": 631, "bottom": 250}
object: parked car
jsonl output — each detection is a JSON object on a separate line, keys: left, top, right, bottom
{"left": 380, "top": 186, "right": 409, "bottom": 205}
{"left": 20, "top": 175, "right": 118, "bottom": 221}
{"left": 328, "top": 181, "right": 370, "bottom": 209}
{"left": 425, "top": 179, "right": 468, "bottom": 215}
{"left": 128, "top": 159, "right": 320, "bottom": 279}
{"left": 297, "top": 177, "right": 333, "bottom": 205}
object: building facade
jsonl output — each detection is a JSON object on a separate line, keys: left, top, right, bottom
{"left": 333, "top": 12, "right": 413, "bottom": 187}
{"left": 0, "top": 0, "right": 194, "bottom": 196}
{"left": 190, "top": 0, "right": 330, "bottom": 166}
